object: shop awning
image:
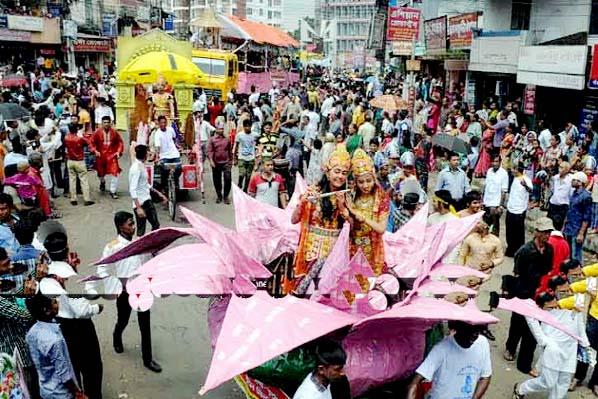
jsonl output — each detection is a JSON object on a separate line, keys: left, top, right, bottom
{"left": 223, "top": 15, "right": 299, "bottom": 48}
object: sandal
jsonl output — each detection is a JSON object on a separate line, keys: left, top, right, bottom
{"left": 513, "top": 383, "right": 524, "bottom": 399}
{"left": 528, "top": 369, "right": 539, "bottom": 378}
{"left": 503, "top": 350, "right": 515, "bottom": 362}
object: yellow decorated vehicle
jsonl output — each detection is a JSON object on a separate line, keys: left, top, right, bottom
{"left": 191, "top": 49, "right": 238, "bottom": 99}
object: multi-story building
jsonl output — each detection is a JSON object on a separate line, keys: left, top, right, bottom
{"left": 164, "top": 0, "right": 242, "bottom": 38}
{"left": 321, "top": 0, "right": 376, "bottom": 66}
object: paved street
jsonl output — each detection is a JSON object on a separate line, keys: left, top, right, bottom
{"left": 57, "top": 151, "right": 596, "bottom": 399}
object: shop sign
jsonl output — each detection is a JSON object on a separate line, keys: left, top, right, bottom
{"left": 0, "top": 28, "right": 31, "bottom": 42}
{"left": 523, "top": 85, "right": 536, "bottom": 115}
{"left": 469, "top": 34, "right": 520, "bottom": 74}
{"left": 7, "top": 15, "right": 43, "bottom": 32}
{"left": 63, "top": 20, "right": 77, "bottom": 39}
{"left": 39, "top": 49, "right": 55, "bottom": 55}
{"left": 102, "top": 13, "right": 117, "bottom": 37}
{"left": 424, "top": 16, "right": 446, "bottom": 55}
{"left": 518, "top": 45, "right": 587, "bottom": 76}
{"left": 163, "top": 15, "right": 174, "bottom": 32}
{"left": 0, "top": 16, "right": 7, "bottom": 28}
{"left": 406, "top": 60, "right": 421, "bottom": 71}
{"left": 580, "top": 96, "right": 598, "bottom": 135}
{"left": 368, "top": 11, "right": 386, "bottom": 50}
{"left": 517, "top": 71, "right": 585, "bottom": 91}
{"left": 448, "top": 12, "right": 478, "bottom": 49}
{"left": 444, "top": 60, "right": 468, "bottom": 71}
{"left": 465, "top": 78, "right": 476, "bottom": 106}
{"left": 392, "top": 41, "right": 413, "bottom": 56}
{"left": 588, "top": 44, "right": 598, "bottom": 90}
{"left": 48, "top": 3, "right": 62, "bottom": 17}
{"left": 73, "top": 38, "right": 111, "bottom": 52}
{"left": 387, "top": 7, "right": 420, "bottom": 41}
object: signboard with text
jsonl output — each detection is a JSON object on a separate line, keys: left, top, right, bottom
{"left": 523, "top": 85, "right": 536, "bottom": 115}
{"left": 73, "top": 38, "right": 111, "bottom": 52}
{"left": 387, "top": 7, "right": 420, "bottom": 41}
{"left": 7, "top": 15, "right": 43, "bottom": 32}
{"left": 448, "top": 12, "right": 479, "bottom": 49}
{"left": 424, "top": 16, "right": 447, "bottom": 55}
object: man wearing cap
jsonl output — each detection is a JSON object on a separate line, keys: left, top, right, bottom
{"left": 563, "top": 171, "right": 593, "bottom": 263}
{"left": 207, "top": 118, "right": 232, "bottom": 204}
{"left": 504, "top": 217, "right": 554, "bottom": 375}
{"left": 39, "top": 232, "right": 104, "bottom": 399}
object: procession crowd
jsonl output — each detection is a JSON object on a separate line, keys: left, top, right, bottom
{"left": 0, "top": 62, "right": 597, "bottom": 399}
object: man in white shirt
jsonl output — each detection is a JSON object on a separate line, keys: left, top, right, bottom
{"left": 129, "top": 145, "right": 166, "bottom": 236}
{"left": 483, "top": 155, "right": 509, "bottom": 236}
{"left": 407, "top": 321, "right": 492, "bottom": 399}
{"left": 428, "top": 189, "right": 459, "bottom": 226}
{"left": 99, "top": 211, "right": 162, "bottom": 373}
{"left": 320, "top": 93, "right": 334, "bottom": 133}
{"left": 248, "top": 85, "right": 260, "bottom": 105}
{"left": 293, "top": 340, "right": 346, "bottom": 399}
{"left": 358, "top": 114, "right": 376, "bottom": 151}
{"left": 39, "top": 232, "right": 104, "bottom": 398}
{"left": 547, "top": 161, "right": 573, "bottom": 226}
{"left": 154, "top": 115, "right": 181, "bottom": 193}
{"left": 505, "top": 163, "right": 533, "bottom": 256}
{"left": 94, "top": 97, "right": 114, "bottom": 125}
{"left": 537, "top": 120, "right": 552, "bottom": 152}
{"left": 192, "top": 87, "right": 207, "bottom": 115}
{"left": 193, "top": 111, "right": 215, "bottom": 163}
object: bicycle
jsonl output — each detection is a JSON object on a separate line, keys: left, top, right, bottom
{"left": 161, "top": 161, "right": 181, "bottom": 221}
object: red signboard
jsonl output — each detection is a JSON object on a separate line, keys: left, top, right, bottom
{"left": 424, "top": 16, "right": 446, "bottom": 54}
{"left": 73, "top": 38, "right": 111, "bottom": 52}
{"left": 448, "top": 12, "right": 479, "bottom": 49}
{"left": 524, "top": 85, "right": 536, "bottom": 115}
{"left": 387, "top": 7, "right": 420, "bottom": 42}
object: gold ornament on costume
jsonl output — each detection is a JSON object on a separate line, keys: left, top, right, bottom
{"left": 351, "top": 148, "right": 375, "bottom": 177}
{"left": 326, "top": 145, "right": 351, "bottom": 171}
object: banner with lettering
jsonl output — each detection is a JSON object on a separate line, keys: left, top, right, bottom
{"left": 424, "top": 16, "right": 447, "bottom": 55}
{"left": 448, "top": 12, "right": 479, "bottom": 49}
{"left": 387, "top": 7, "right": 420, "bottom": 42}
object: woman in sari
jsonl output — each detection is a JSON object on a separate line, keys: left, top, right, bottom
{"left": 284, "top": 146, "right": 352, "bottom": 295}
{"left": 474, "top": 125, "right": 495, "bottom": 177}
{"left": 346, "top": 149, "right": 391, "bottom": 276}
{"left": 500, "top": 126, "right": 516, "bottom": 171}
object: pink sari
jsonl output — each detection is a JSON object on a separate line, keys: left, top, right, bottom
{"left": 474, "top": 128, "right": 494, "bottom": 177}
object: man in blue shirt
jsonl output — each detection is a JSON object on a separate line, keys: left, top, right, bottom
{"left": 0, "top": 193, "right": 20, "bottom": 256}
{"left": 563, "top": 171, "right": 593, "bottom": 263}
{"left": 436, "top": 153, "right": 471, "bottom": 210}
{"left": 26, "top": 294, "right": 87, "bottom": 399}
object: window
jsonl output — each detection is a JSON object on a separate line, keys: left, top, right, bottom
{"left": 592, "top": 0, "right": 598, "bottom": 34}
{"left": 192, "top": 57, "right": 226, "bottom": 76}
{"left": 511, "top": 0, "right": 531, "bottom": 30}
{"left": 274, "top": 11, "right": 281, "bottom": 19}
{"left": 268, "top": 11, "right": 272, "bottom": 18}
{"left": 247, "top": 7, "right": 252, "bottom": 15}
{"left": 228, "top": 59, "right": 235, "bottom": 77}
{"left": 259, "top": 8, "right": 263, "bottom": 15}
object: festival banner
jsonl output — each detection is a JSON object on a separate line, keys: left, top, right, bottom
{"left": 424, "top": 16, "right": 447, "bottom": 55}
{"left": 448, "top": 12, "right": 479, "bottom": 49}
{"left": 387, "top": 7, "right": 420, "bottom": 42}
{"left": 523, "top": 85, "right": 536, "bottom": 115}
{"left": 589, "top": 44, "right": 598, "bottom": 90}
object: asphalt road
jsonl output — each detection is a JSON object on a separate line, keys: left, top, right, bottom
{"left": 55, "top": 148, "right": 598, "bottom": 399}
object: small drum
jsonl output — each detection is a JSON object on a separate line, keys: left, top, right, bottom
{"left": 179, "top": 164, "right": 199, "bottom": 190}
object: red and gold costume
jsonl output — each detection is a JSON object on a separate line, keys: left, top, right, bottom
{"left": 284, "top": 146, "right": 351, "bottom": 295}
{"left": 350, "top": 149, "right": 391, "bottom": 276}
{"left": 91, "top": 127, "right": 124, "bottom": 178}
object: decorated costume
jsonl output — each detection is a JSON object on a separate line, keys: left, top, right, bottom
{"left": 349, "top": 149, "right": 391, "bottom": 276}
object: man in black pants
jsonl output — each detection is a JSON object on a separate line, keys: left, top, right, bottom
{"left": 129, "top": 145, "right": 166, "bottom": 236}
{"left": 99, "top": 211, "right": 162, "bottom": 372}
{"left": 504, "top": 217, "right": 554, "bottom": 375}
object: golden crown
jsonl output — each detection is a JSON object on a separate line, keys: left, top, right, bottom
{"left": 351, "top": 148, "right": 375, "bottom": 176}
{"left": 326, "top": 144, "right": 351, "bottom": 171}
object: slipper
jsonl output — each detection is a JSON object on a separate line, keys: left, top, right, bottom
{"left": 503, "top": 350, "right": 515, "bottom": 362}
{"left": 513, "top": 383, "right": 524, "bottom": 399}
{"left": 528, "top": 369, "right": 539, "bottom": 378}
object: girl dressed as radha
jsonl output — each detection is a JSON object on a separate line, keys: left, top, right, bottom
{"left": 284, "top": 145, "right": 352, "bottom": 295}
{"left": 346, "top": 148, "right": 391, "bottom": 277}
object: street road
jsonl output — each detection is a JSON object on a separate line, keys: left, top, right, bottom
{"left": 57, "top": 152, "right": 595, "bottom": 399}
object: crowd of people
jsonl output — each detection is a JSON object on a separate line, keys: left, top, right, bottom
{"left": 0, "top": 60, "right": 597, "bottom": 399}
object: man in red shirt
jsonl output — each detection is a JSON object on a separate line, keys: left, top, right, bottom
{"left": 207, "top": 120, "right": 232, "bottom": 204}
{"left": 91, "top": 115, "right": 123, "bottom": 199}
{"left": 65, "top": 123, "right": 94, "bottom": 206}
{"left": 547, "top": 215, "right": 570, "bottom": 274}
{"left": 248, "top": 157, "right": 287, "bottom": 208}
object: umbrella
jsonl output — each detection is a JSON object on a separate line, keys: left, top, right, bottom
{"left": 1, "top": 74, "right": 28, "bottom": 87}
{"left": 200, "top": 292, "right": 358, "bottom": 394}
{"left": 369, "top": 94, "right": 409, "bottom": 111}
{"left": 118, "top": 51, "right": 205, "bottom": 85}
{"left": 0, "top": 103, "right": 30, "bottom": 120}
{"left": 432, "top": 133, "right": 471, "bottom": 155}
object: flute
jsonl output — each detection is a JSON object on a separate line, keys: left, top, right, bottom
{"left": 308, "top": 189, "right": 351, "bottom": 202}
